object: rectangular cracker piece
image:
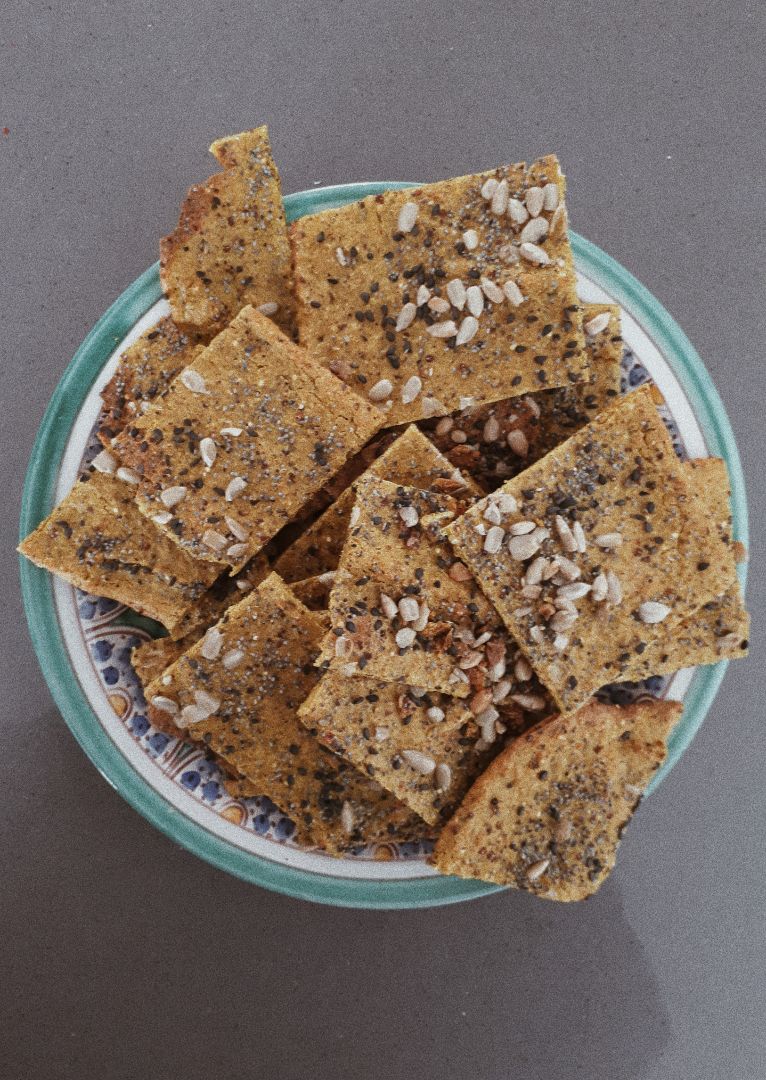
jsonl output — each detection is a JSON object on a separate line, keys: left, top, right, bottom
{"left": 98, "top": 316, "right": 207, "bottom": 445}
{"left": 273, "top": 424, "right": 480, "bottom": 583}
{"left": 432, "top": 698, "right": 683, "bottom": 899}
{"left": 445, "top": 386, "right": 738, "bottom": 714}
{"left": 160, "top": 125, "right": 295, "bottom": 337}
{"left": 18, "top": 472, "right": 219, "bottom": 633}
{"left": 143, "top": 573, "right": 426, "bottom": 852}
{"left": 615, "top": 457, "right": 748, "bottom": 680}
{"left": 112, "top": 306, "right": 383, "bottom": 571}
{"left": 291, "top": 154, "right": 589, "bottom": 425}
{"left": 420, "top": 303, "right": 622, "bottom": 491}
{"left": 300, "top": 673, "right": 496, "bottom": 825}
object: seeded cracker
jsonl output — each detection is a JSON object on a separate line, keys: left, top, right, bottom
{"left": 300, "top": 674, "right": 495, "bottom": 824}
{"left": 421, "top": 303, "right": 622, "bottom": 490}
{"left": 615, "top": 457, "right": 748, "bottom": 680}
{"left": 289, "top": 573, "right": 335, "bottom": 610}
{"left": 291, "top": 155, "right": 588, "bottom": 424}
{"left": 160, "top": 125, "right": 295, "bottom": 337}
{"left": 273, "top": 425, "right": 480, "bottom": 583}
{"left": 18, "top": 472, "right": 218, "bottom": 634}
{"left": 98, "top": 316, "right": 207, "bottom": 444}
{"left": 143, "top": 573, "right": 426, "bottom": 852}
{"left": 445, "top": 386, "right": 738, "bottom": 714}
{"left": 432, "top": 698, "right": 683, "bottom": 898}
{"left": 112, "top": 307, "right": 383, "bottom": 571}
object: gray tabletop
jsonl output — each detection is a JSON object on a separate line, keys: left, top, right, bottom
{"left": 2, "top": 3, "right": 764, "bottom": 1078}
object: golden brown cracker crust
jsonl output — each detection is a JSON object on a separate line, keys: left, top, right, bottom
{"left": 432, "top": 698, "right": 682, "bottom": 898}
{"left": 160, "top": 126, "right": 295, "bottom": 336}
{"left": 291, "top": 155, "right": 588, "bottom": 424}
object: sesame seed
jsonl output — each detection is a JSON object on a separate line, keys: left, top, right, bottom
{"left": 116, "top": 466, "right": 140, "bottom": 485}
{"left": 160, "top": 485, "right": 187, "bottom": 508}
{"left": 507, "top": 198, "right": 529, "bottom": 226}
{"left": 427, "top": 320, "right": 458, "bottom": 338}
{"left": 150, "top": 695, "right": 178, "bottom": 716}
{"left": 526, "top": 858, "right": 550, "bottom": 882}
{"left": 480, "top": 277, "right": 505, "bottom": 304}
{"left": 368, "top": 378, "right": 393, "bottom": 402}
{"left": 397, "top": 201, "right": 419, "bottom": 233}
{"left": 491, "top": 178, "right": 509, "bottom": 215}
{"left": 507, "top": 429, "right": 529, "bottom": 456}
{"left": 200, "top": 627, "right": 223, "bottom": 660}
{"left": 553, "top": 633, "right": 569, "bottom": 652}
{"left": 227, "top": 543, "right": 248, "bottom": 561}
{"left": 335, "top": 246, "right": 348, "bottom": 266}
{"left": 554, "top": 515, "right": 578, "bottom": 552}
{"left": 399, "top": 505, "right": 420, "bottom": 528}
{"left": 510, "top": 520, "right": 537, "bottom": 535}
{"left": 416, "top": 284, "right": 431, "bottom": 307}
{"left": 520, "top": 242, "right": 551, "bottom": 265}
{"left": 508, "top": 532, "right": 544, "bottom": 560}
{"left": 550, "top": 609, "right": 578, "bottom": 632}
{"left": 495, "top": 493, "right": 519, "bottom": 514}
{"left": 179, "top": 368, "right": 208, "bottom": 394}
{"left": 459, "top": 395, "right": 476, "bottom": 410}
{"left": 466, "top": 285, "right": 484, "bottom": 318}
{"left": 220, "top": 426, "right": 243, "bottom": 436}
{"left": 200, "top": 437, "right": 217, "bottom": 468}
{"left": 525, "top": 186, "right": 545, "bottom": 217}
{"left": 222, "top": 648, "right": 245, "bottom": 670}
{"left": 483, "top": 500, "right": 502, "bottom": 524}
{"left": 462, "top": 229, "right": 479, "bottom": 250}
{"left": 395, "top": 302, "right": 417, "bottom": 331}
{"left": 455, "top": 315, "right": 479, "bottom": 346}
{"left": 557, "top": 581, "right": 591, "bottom": 601}
{"left": 525, "top": 556, "right": 548, "bottom": 585}
{"left": 510, "top": 692, "right": 547, "bottom": 711}
{"left": 340, "top": 800, "right": 355, "bottom": 834}
{"left": 374, "top": 726, "right": 390, "bottom": 741}
{"left": 484, "top": 525, "right": 506, "bottom": 553}
{"left": 434, "top": 763, "right": 452, "bottom": 791}
{"left": 395, "top": 627, "right": 417, "bottom": 649}
{"left": 201, "top": 528, "right": 227, "bottom": 552}
{"left": 398, "top": 597, "right": 421, "bottom": 623}
{"left": 503, "top": 280, "right": 525, "bottom": 306}
{"left": 427, "top": 706, "right": 446, "bottom": 723}
{"left": 380, "top": 593, "right": 399, "bottom": 619}
{"left": 224, "top": 515, "right": 249, "bottom": 541}
{"left": 91, "top": 449, "right": 117, "bottom": 475}
{"left": 556, "top": 556, "right": 581, "bottom": 582}
{"left": 591, "top": 573, "right": 609, "bottom": 602}
{"left": 428, "top": 296, "right": 451, "bottom": 314}
{"left": 542, "top": 182, "right": 559, "bottom": 211}
{"left": 349, "top": 505, "right": 361, "bottom": 528}
{"left": 401, "top": 375, "right": 423, "bottom": 405}
{"left": 638, "top": 601, "right": 672, "bottom": 624}
{"left": 520, "top": 216, "right": 549, "bottom": 245}
{"left": 446, "top": 278, "right": 467, "bottom": 309}
{"left": 481, "top": 177, "right": 498, "bottom": 200}
{"left": 257, "top": 301, "right": 279, "bottom": 316}
{"left": 401, "top": 749, "right": 436, "bottom": 775}
{"left": 572, "top": 521, "right": 587, "bottom": 553}
{"left": 335, "top": 635, "right": 351, "bottom": 658}
{"left": 606, "top": 570, "right": 623, "bottom": 606}
{"left": 421, "top": 396, "right": 446, "bottom": 417}
{"left": 584, "top": 311, "right": 611, "bottom": 336}
{"left": 594, "top": 532, "right": 623, "bottom": 550}
{"left": 225, "top": 476, "right": 247, "bottom": 503}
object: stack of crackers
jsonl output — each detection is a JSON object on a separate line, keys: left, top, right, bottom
{"left": 20, "top": 126, "right": 749, "bottom": 900}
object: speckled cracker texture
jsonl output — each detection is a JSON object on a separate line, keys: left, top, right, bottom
{"left": 273, "top": 424, "right": 479, "bottom": 584}
{"left": 112, "top": 306, "right": 383, "bottom": 571}
{"left": 160, "top": 125, "right": 295, "bottom": 337}
{"left": 143, "top": 573, "right": 427, "bottom": 852}
{"left": 18, "top": 472, "right": 218, "bottom": 633}
{"left": 291, "top": 155, "right": 588, "bottom": 424}
{"left": 432, "top": 698, "right": 682, "bottom": 898}
{"left": 445, "top": 386, "right": 738, "bottom": 714}
{"left": 98, "top": 316, "right": 206, "bottom": 445}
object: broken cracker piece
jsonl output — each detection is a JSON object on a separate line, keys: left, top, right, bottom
{"left": 160, "top": 125, "right": 294, "bottom": 336}
{"left": 432, "top": 697, "right": 683, "bottom": 899}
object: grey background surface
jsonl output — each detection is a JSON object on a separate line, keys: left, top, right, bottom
{"left": 1, "top": 2, "right": 764, "bottom": 1078}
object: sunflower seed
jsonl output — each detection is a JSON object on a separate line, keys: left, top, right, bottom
{"left": 380, "top": 594, "right": 399, "bottom": 620}
{"left": 151, "top": 695, "right": 178, "bottom": 715}
{"left": 542, "top": 182, "right": 559, "bottom": 211}
{"left": 335, "top": 246, "right": 349, "bottom": 266}
{"left": 222, "top": 648, "right": 245, "bottom": 670}
{"left": 510, "top": 520, "right": 536, "bottom": 535}
{"left": 397, "top": 201, "right": 419, "bottom": 233}
{"left": 180, "top": 368, "right": 208, "bottom": 394}
{"left": 151, "top": 511, "right": 172, "bottom": 525}
{"left": 507, "top": 429, "right": 529, "bottom": 456}
{"left": 507, "top": 198, "right": 529, "bottom": 225}
{"left": 481, "top": 177, "right": 499, "bottom": 200}
{"left": 550, "top": 203, "right": 568, "bottom": 236}
{"left": 201, "top": 528, "right": 227, "bottom": 552}
{"left": 553, "top": 515, "right": 577, "bottom": 552}
{"left": 483, "top": 416, "right": 501, "bottom": 443}
{"left": 399, "top": 504, "right": 419, "bottom": 527}
{"left": 227, "top": 543, "right": 248, "bottom": 561}
{"left": 503, "top": 279, "right": 525, "bottom": 306}
{"left": 257, "top": 301, "right": 279, "bottom": 316}
{"left": 520, "top": 216, "right": 549, "bottom": 245}
{"left": 340, "top": 801, "right": 355, "bottom": 835}
{"left": 555, "top": 597, "right": 578, "bottom": 615}
{"left": 480, "top": 277, "right": 505, "bottom": 304}
{"left": 510, "top": 692, "right": 547, "bottom": 711}
{"left": 395, "top": 627, "right": 417, "bottom": 649}
{"left": 520, "top": 242, "right": 551, "bottom": 265}
{"left": 428, "top": 296, "right": 450, "bottom": 315}
{"left": 222, "top": 476, "right": 246, "bottom": 504}
{"left": 594, "top": 532, "right": 623, "bottom": 550}
{"left": 484, "top": 500, "right": 502, "bottom": 525}
{"left": 401, "top": 749, "right": 436, "bottom": 775}
{"left": 466, "top": 285, "right": 484, "bottom": 318}
{"left": 484, "top": 525, "right": 506, "bottom": 553}
{"left": 591, "top": 573, "right": 609, "bottom": 602}
{"left": 116, "top": 466, "right": 140, "bottom": 485}
{"left": 349, "top": 505, "right": 361, "bottom": 529}
{"left": 525, "top": 186, "right": 545, "bottom": 217}
{"left": 200, "top": 627, "right": 223, "bottom": 660}
{"left": 524, "top": 556, "right": 548, "bottom": 585}
{"left": 584, "top": 311, "right": 611, "bottom": 336}
{"left": 458, "top": 650, "right": 484, "bottom": 670}
{"left": 557, "top": 581, "right": 591, "bottom": 601}
{"left": 514, "top": 656, "right": 533, "bottom": 682}
{"left": 509, "top": 532, "right": 543, "bottom": 560}
{"left": 91, "top": 449, "right": 117, "bottom": 474}
{"left": 551, "top": 609, "right": 578, "bottom": 632}
{"left": 491, "top": 178, "right": 509, "bottom": 215}
{"left": 368, "top": 378, "right": 393, "bottom": 402}
{"left": 427, "top": 320, "right": 458, "bottom": 338}
{"left": 224, "top": 516, "right": 249, "bottom": 542}
{"left": 495, "top": 493, "right": 519, "bottom": 514}
{"left": 521, "top": 584, "right": 542, "bottom": 600}
{"left": 221, "top": 427, "right": 243, "bottom": 437}
{"left": 526, "top": 858, "right": 550, "bottom": 881}
{"left": 452, "top": 312, "right": 480, "bottom": 349}
{"left": 638, "top": 601, "right": 672, "bottom": 624}
{"left": 446, "top": 278, "right": 466, "bottom": 310}
{"left": 606, "top": 570, "right": 623, "bottom": 606}
{"left": 200, "top": 437, "right": 217, "bottom": 468}
{"left": 415, "top": 284, "right": 430, "bottom": 307}
{"left": 556, "top": 556, "right": 581, "bottom": 581}
{"left": 160, "top": 485, "right": 187, "bottom": 508}
{"left": 434, "top": 763, "right": 452, "bottom": 791}
{"left": 462, "top": 228, "right": 479, "bottom": 250}
{"left": 401, "top": 375, "right": 422, "bottom": 404}
{"left": 396, "top": 302, "right": 417, "bottom": 332}
{"left": 398, "top": 597, "right": 421, "bottom": 623}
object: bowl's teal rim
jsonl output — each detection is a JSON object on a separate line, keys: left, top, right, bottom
{"left": 19, "top": 181, "right": 748, "bottom": 909}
